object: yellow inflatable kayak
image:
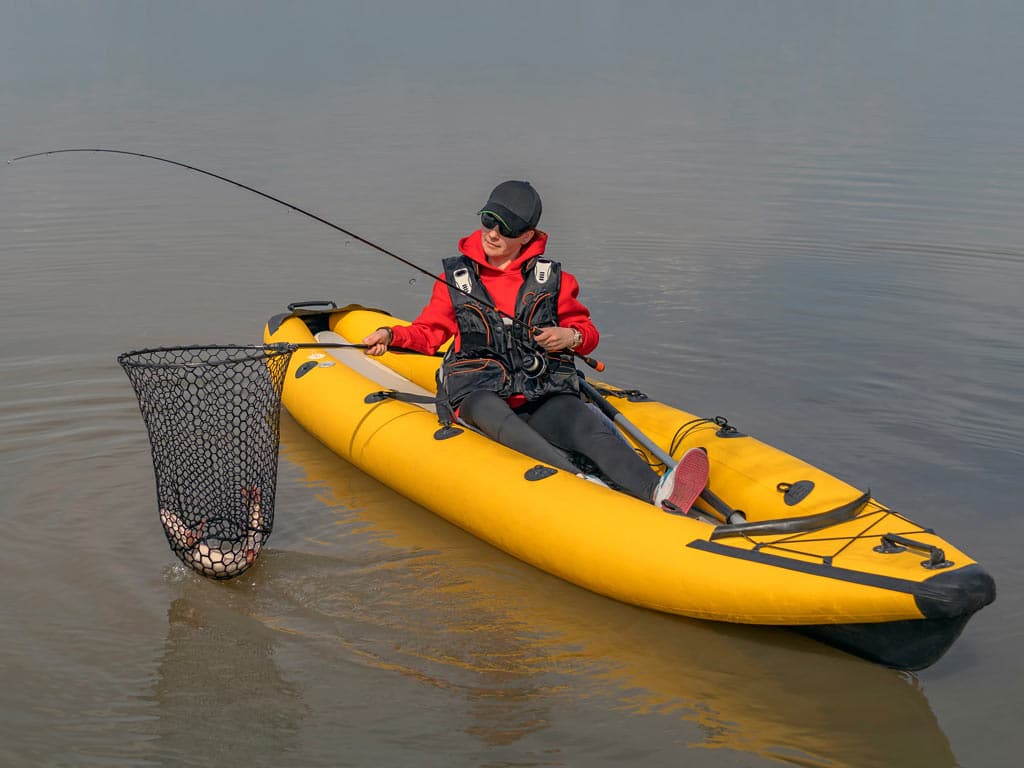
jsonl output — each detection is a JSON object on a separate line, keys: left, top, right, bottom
{"left": 264, "top": 302, "right": 995, "bottom": 670}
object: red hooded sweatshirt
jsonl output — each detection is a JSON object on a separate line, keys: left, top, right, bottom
{"left": 389, "top": 230, "right": 599, "bottom": 361}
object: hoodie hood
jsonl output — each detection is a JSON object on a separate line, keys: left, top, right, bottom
{"left": 458, "top": 229, "right": 549, "bottom": 273}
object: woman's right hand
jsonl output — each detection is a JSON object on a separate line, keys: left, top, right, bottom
{"left": 363, "top": 327, "right": 393, "bottom": 356}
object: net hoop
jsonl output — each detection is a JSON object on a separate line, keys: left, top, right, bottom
{"left": 117, "top": 343, "right": 294, "bottom": 370}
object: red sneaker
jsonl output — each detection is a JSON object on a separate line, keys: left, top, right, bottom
{"left": 653, "top": 448, "right": 709, "bottom": 513}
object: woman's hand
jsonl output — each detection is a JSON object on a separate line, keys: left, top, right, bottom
{"left": 363, "top": 327, "right": 393, "bottom": 356}
{"left": 533, "top": 326, "right": 580, "bottom": 352}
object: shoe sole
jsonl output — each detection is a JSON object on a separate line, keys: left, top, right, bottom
{"left": 667, "top": 448, "right": 709, "bottom": 514}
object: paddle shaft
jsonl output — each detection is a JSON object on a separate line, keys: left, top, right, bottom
{"left": 10, "top": 148, "right": 603, "bottom": 371}
{"left": 579, "top": 378, "right": 745, "bottom": 524}
{"left": 578, "top": 379, "right": 676, "bottom": 467}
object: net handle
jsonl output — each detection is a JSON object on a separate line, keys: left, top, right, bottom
{"left": 118, "top": 342, "right": 440, "bottom": 372}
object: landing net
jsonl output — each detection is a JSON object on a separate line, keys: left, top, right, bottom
{"left": 118, "top": 344, "right": 293, "bottom": 579}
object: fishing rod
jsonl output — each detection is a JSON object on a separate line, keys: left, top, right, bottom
{"left": 8, "top": 148, "right": 605, "bottom": 372}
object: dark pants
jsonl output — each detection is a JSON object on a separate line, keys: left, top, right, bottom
{"left": 458, "top": 390, "right": 660, "bottom": 502}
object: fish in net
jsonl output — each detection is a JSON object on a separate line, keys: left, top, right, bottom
{"left": 118, "top": 344, "right": 294, "bottom": 579}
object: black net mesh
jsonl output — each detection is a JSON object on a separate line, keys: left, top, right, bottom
{"left": 118, "top": 344, "right": 294, "bottom": 579}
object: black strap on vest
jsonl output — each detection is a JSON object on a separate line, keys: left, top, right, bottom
{"left": 363, "top": 389, "right": 439, "bottom": 406}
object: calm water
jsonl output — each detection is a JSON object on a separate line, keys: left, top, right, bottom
{"left": 2, "top": 2, "right": 1022, "bottom": 766}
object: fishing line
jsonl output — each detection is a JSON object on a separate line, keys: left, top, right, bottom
{"left": 8, "top": 148, "right": 604, "bottom": 371}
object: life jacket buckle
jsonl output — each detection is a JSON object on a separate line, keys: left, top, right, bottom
{"left": 453, "top": 267, "right": 473, "bottom": 294}
{"left": 534, "top": 258, "right": 552, "bottom": 284}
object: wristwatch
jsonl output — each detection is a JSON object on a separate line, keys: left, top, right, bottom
{"left": 568, "top": 327, "right": 583, "bottom": 350}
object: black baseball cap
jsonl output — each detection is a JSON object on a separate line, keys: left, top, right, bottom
{"left": 478, "top": 180, "right": 542, "bottom": 235}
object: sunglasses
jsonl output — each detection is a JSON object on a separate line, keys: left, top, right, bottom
{"left": 480, "top": 210, "right": 531, "bottom": 238}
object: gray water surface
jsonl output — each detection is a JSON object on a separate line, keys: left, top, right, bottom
{"left": 2, "top": 3, "right": 1022, "bottom": 766}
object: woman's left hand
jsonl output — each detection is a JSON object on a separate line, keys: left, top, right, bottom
{"left": 533, "top": 326, "right": 577, "bottom": 352}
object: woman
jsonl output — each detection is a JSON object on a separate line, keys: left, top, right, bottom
{"left": 364, "top": 180, "right": 708, "bottom": 511}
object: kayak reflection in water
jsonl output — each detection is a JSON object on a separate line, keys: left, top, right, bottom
{"left": 363, "top": 180, "right": 707, "bottom": 512}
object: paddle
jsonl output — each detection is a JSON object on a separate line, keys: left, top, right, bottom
{"left": 578, "top": 378, "right": 746, "bottom": 524}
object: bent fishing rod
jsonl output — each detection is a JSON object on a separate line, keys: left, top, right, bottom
{"left": 8, "top": 148, "right": 605, "bottom": 372}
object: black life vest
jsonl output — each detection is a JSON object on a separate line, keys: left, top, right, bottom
{"left": 437, "top": 254, "right": 580, "bottom": 411}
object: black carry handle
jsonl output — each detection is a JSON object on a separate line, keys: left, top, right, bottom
{"left": 874, "top": 533, "right": 953, "bottom": 569}
{"left": 287, "top": 300, "right": 338, "bottom": 311}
